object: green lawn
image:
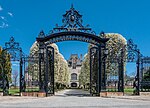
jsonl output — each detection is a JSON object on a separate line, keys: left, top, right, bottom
{"left": 0, "top": 88, "right": 2, "bottom": 92}
{"left": 9, "top": 88, "right": 20, "bottom": 95}
{"left": 106, "top": 88, "right": 134, "bottom": 95}
{"left": 124, "top": 88, "right": 134, "bottom": 92}
{"left": 0, "top": 87, "right": 40, "bottom": 95}
{"left": 124, "top": 88, "right": 134, "bottom": 95}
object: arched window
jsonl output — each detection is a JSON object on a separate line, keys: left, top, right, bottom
{"left": 71, "top": 73, "right": 77, "bottom": 80}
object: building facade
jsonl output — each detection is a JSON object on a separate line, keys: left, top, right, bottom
{"left": 68, "top": 54, "right": 82, "bottom": 87}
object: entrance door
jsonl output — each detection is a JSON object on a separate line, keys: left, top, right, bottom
{"left": 71, "top": 82, "right": 77, "bottom": 87}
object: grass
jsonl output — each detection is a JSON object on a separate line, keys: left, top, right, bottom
{"left": 0, "top": 87, "right": 40, "bottom": 95}
{"left": 105, "top": 88, "right": 135, "bottom": 95}
{"left": 25, "top": 87, "right": 39, "bottom": 92}
{"left": 107, "top": 88, "right": 118, "bottom": 92}
{"left": 124, "top": 88, "right": 134, "bottom": 95}
{"left": 124, "top": 88, "right": 134, "bottom": 92}
{"left": 9, "top": 88, "right": 20, "bottom": 95}
{"left": 0, "top": 88, "right": 2, "bottom": 92}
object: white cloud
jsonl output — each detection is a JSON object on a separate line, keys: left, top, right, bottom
{"left": 1, "top": 16, "right": 5, "bottom": 20}
{"left": 0, "top": 6, "right": 13, "bottom": 29}
{"left": 8, "top": 12, "right": 13, "bottom": 17}
{"left": 0, "top": 5, "right": 3, "bottom": 11}
{"left": 0, "top": 22, "right": 8, "bottom": 28}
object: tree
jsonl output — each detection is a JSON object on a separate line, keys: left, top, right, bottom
{"left": 29, "top": 42, "right": 69, "bottom": 88}
{"left": 0, "top": 46, "right": 12, "bottom": 82}
{"left": 0, "top": 47, "right": 3, "bottom": 81}
{"left": 79, "top": 33, "right": 127, "bottom": 88}
{"left": 100, "top": 33, "right": 127, "bottom": 80}
{"left": 79, "top": 52, "right": 90, "bottom": 87}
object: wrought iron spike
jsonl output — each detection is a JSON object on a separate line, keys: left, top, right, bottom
{"left": 100, "top": 31, "right": 105, "bottom": 37}
{"left": 38, "top": 30, "right": 45, "bottom": 38}
{"left": 71, "top": 4, "right": 74, "bottom": 9}
{"left": 10, "top": 36, "right": 15, "bottom": 42}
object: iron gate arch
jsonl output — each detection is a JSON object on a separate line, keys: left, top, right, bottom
{"left": 36, "top": 5, "right": 109, "bottom": 95}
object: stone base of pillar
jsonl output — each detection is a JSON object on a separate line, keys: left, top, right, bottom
{"left": 21, "top": 92, "right": 52, "bottom": 97}
{"left": 0, "top": 92, "right": 3, "bottom": 96}
{"left": 140, "top": 92, "right": 150, "bottom": 96}
{"left": 100, "top": 92, "right": 124, "bottom": 97}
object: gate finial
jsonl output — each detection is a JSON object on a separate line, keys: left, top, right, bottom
{"left": 71, "top": 4, "right": 74, "bottom": 9}
{"left": 38, "top": 30, "right": 45, "bottom": 38}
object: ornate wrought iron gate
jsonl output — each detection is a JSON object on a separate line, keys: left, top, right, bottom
{"left": 105, "top": 45, "right": 125, "bottom": 93}
{"left": 23, "top": 53, "right": 39, "bottom": 93}
{"left": 126, "top": 39, "right": 141, "bottom": 95}
{"left": 38, "top": 43, "right": 55, "bottom": 96}
{"left": 2, "top": 37, "right": 24, "bottom": 96}
{"left": 140, "top": 57, "right": 150, "bottom": 92}
{"left": 45, "top": 46, "right": 54, "bottom": 96}
{"left": 90, "top": 46, "right": 99, "bottom": 95}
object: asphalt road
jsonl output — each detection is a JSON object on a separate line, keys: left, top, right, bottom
{"left": 0, "top": 89, "right": 150, "bottom": 108}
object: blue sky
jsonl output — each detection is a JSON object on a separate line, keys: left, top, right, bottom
{"left": 0, "top": 0, "right": 150, "bottom": 66}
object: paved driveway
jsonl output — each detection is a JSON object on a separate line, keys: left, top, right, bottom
{"left": 0, "top": 89, "right": 150, "bottom": 108}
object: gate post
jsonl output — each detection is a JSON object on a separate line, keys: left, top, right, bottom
{"left": 52, "top": 47, "right": 55, "bottom": 95}
{"left": 136, "top": 50, "right": 140, "bottom": 95}
{"left": 140, "top": 58, "right": 143, "bottom": 91}
{"left": 45, "top": 47, "right": 48, "bottom": 96}
{"left": 45, "top": 46, "right": 55, "bottom": 96}
{"left": 90, "top": 46, "right": 100, "bottom": 95}
{"left": 20, "top": 52, "right": 23, "bottom": 94}
{"left": 90, "top": 48, "right": 92, "bottom": 95}
{"left": 102, "top": 44, "right": 108, "bottom": 91}
{"left": 98, "top": 45, "right": 102, "bottom": 94}
{"left": 120, "top": 48, "right": 124, "bottom": 92}
{"left": 39, "top": 48, "right": 42, "bottom": 91}
{"left": 38, "top": 42, "right": 45, "bottom": 92}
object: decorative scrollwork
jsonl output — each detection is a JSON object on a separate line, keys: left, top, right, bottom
{"left": 142, "top": 56, "right": 150, "bottom": 63}
{"left": 36, "top": 5, "right": 109, "bottom": 46}
{"left": 4, "top": 37, "right": 22, "bottom": 60}
{"left": 5, "top": 37, "right": 20, "bottom": 50}
{"left": 45, "top": 34, "right": 99, "bottom": 45}
{"left": 127, "top": 39, "right": 140, "bottom": 62}
{"left": 127, "top": 39, "right": 138, "bottom": 51}
{"left": 46, "top": 5, "right": 95, "bottom": 35}
{"left": 127, "top": 51, "right": 136, "bottom": 62}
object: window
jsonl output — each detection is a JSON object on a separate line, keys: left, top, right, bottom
{"left": 71, "top": 73, "right": 77, "bottom": 80}
{"left": 72, "top": 63, "right": 76, "bottom": 69}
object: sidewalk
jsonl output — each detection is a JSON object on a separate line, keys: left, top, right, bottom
{"left": 109, "top": 95, "right": 150, "bottom": 101}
